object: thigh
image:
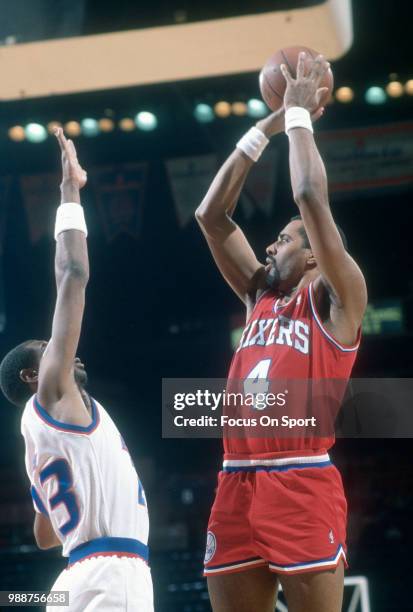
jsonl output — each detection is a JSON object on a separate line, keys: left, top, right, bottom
{"left": 126, "top": 559, "right": 154, "bottom": 612}
{"left": 205, "top": 472, "right": 258, "bottom": 575}
{"left": 47, "top": 568, "right": 69, "bottom": 612}
{"left": 279, "top": 560, "right": 344, "bottom": 612}
{"left": 208, "top": 565, "right": 279, "bottom": 612}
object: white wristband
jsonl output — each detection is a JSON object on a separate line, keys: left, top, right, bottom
{"left": 285, "top": 106, "right": 313, "bottom": 135}
{"left": 54, "top": 202, "right": 88, "bottom": 240}
{"left": 236, "top": 126, "right": 269, "bottom": 162}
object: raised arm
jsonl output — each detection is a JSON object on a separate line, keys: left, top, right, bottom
{"left": 281, "top": 53, "right": 367, "bottom": 344}
{"left": 37, "top": 129, "right": 89, "bottom": 409}
{"left": 195, "top": 111, "right": 291, "bottom": 304}
{"left": 195, "top": 107, "right": 324, "bottom": 305}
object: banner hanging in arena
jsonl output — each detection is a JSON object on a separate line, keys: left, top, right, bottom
{"left": 20, "top": 173, "right": 59, "bottom": 244}
{"left": 318, "top": 122, "right": 413, "bottom": 198}
{"left": 91, "top": 163, "right": 147, "bottom": 242}
{"left": 166, "top": 154, "right": 218, "bottom": 228}
{"left": 240, "top": 147, "right": 279, "bottom": 219}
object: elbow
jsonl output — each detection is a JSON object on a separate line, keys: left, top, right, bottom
{"left": 62, "top": 262, "right": 89, "bottom": 285}
{"left": 36, "top": 539, "right": 57, "bottom": 550}
{"left": 293, "top": 180, "right": 326, "bottom": 208}
{"left": 195, "top": 205, "right": 227, "bottom": 232}
{"left": 195, "top": 206, "right": 214, "bottom": 230}
{"left": 195, "top": 205, "right": 211, "bottom": 226}
{"left": 34, "top": 531, "right": 51, "bottom": 550}
{"left": 35, "top": 538, "right": 49, "bottom": 550}
{"left": 194, "top": 207, "right": 204, "bottom": 224}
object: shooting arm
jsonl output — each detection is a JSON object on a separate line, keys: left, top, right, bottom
{"left": 289, "top": 127, "right": 367, "bottom": 337}
{"left": 195, "top": 147, "right": 265, "bottom": 302}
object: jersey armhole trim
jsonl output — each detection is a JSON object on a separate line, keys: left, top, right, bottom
{"left": 33, "top": 395, "right": 100, "bottom": 434}
{"left": 245, "top": 288, "right": 273, "bottom": 326}
{"left": 308, "top": 282, "right": 360, "bottom": 352}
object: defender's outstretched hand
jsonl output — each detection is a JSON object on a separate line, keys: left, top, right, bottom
{"left": 280, "top": 52, "right": 330, "bottom": 113}
{"left": 54, "top": 127, "right": 87, "bottom": 189}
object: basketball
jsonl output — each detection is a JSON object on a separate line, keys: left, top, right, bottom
{"left": 259, "top": 45, "right": 334, "bottom": 112}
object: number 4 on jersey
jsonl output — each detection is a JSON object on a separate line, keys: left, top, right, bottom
{"left": 243, "top": 358, "right": 272, "bottom": 411}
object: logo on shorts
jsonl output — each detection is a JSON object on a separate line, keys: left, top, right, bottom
{"left": 204, "top": 531, "right": 217, "bottom": 563}
{"left": 329, "top": 529, "right": 335, "bottom": 544}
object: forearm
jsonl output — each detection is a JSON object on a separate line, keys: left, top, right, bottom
{"left": 55, "top": 232, "right": 89, "bottom": 283}
{"left": 288, "top": 128, "right": 328, "bottom": 206}
{"left": 56, "top": 180, "right": 89, "bottom": 286}
{"left": 196, "top": 148, "right": 254, "bottom": 228}
{"left": 61, "top": 179, "right": 81, "bottom": 204}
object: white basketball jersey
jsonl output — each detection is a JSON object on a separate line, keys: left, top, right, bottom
{"left": 21, "top": 394, "right": 149, "bottom": 558}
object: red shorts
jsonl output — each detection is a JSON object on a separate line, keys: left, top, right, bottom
{"left": 204, "top": 451, "right": 347, "bottom": 576}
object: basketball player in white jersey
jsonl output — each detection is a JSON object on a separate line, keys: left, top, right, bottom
{"left": 0, "top": 129, "right": 154, "bottom": 611}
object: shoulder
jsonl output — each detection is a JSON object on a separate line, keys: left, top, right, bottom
{"left": 20, "top": 395, "right": 36, "bottom": 431}
{"left": 246, "top": 286, "right": 277, "bottom": 320}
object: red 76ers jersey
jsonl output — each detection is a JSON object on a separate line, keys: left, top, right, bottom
{"left": 224, "top": 281, "right": 360, "bottom": 457}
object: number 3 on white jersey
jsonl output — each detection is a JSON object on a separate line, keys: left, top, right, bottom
{"left": 243, "top": 358, "right": 271, "bottom": 411}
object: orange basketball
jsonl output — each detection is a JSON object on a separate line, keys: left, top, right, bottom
{"left": 259, "top": 45, "right": 334, "bottom": 111}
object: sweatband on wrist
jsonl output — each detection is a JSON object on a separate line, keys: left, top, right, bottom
{"left": 54, "top": 202, "right": 88, "bottom": 241}
{"left": 285, "top": 106, "right": 313, "bottom": 135}
{"left": 236, "top": 126, "right": 269, "bottom": 162}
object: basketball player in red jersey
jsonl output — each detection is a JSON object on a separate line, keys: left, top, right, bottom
{"left": 195, "top": 53, "right": 367, "bottom": 612}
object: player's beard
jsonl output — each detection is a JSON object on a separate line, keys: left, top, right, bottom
{"left": 265, "top": 261, "right": 281, "bottom": 290}
{"left": 74, "top": 366, "right": 88, "bottom": 389}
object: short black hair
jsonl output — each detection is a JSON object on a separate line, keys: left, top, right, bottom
{"left": 290, "top": 215, "right": 348, "bottom": 251}
{"left": 0, "top": 341, "right": 38, "bottom": 408}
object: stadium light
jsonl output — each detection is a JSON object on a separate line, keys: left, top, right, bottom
{"left": 194, "top": 103, "right": 214, "bottom": 123}
{"left": 119, "top": 118, "right": 136, "bottom": 132}
{"left": 47, "top": 121, "right": 63, "bottom": 134}
{"left": 386, "top": 81, "right": 404, "bottom": 98}
{"left": 81, "top": 118, "right": 99, "bottom": 137}
{"left": 365, "top": 86, "right": 386, "bottom": 105}
{"left": 247, "top": 99, "right": 268, "bottom": 118}
{"left": 231, "top": 102, "right": 248, "bottom": 116}
{"left": 405, "top": 80, "right": 413, "bottom": 95}
{"left": 65, "top": 121, "right": 82, "bottom": 137}
{"left": 135, "top": 111, "right": 158, "bottom": 131}
{"left": 8, "top": 125, "right": 26, "bottom": 142}
{"left": 214, "top": 101, "right": 231, "bottom": 118}
{"left": 25, "top": 123, "right": 47, "bottom": 143}
{"left": 335, "top": 86, "right": 354, "bottom": 103}
{"left": 98, "top": 118, "right": 115, "bottom": 132}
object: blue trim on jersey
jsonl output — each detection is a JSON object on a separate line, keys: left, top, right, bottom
{"left": 30, "top": 485, "right": 48, "bottom": 516}
{"left": 308, "top": 282, "right": 359, "bottom": 352}
{"left": 269, "top": 544, "right": 344, "bottom": 569}
{"left": 34, "top": 396, "right": 99, "bottom": 433}
{"left": 223, "top": 460, "right": 332, "bottom": 473}
{"left": 205, "top": 556, "right": 263, "bottom": 570}
{"left": 68, "top": 536, "right": 149, "bottom": 565}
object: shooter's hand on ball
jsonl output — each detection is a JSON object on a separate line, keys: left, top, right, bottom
{"left": 280, "top": 52, "right": 330, "bottom": 113}
{"left": 256, "top": 104, "right": 324, "bottom": 138}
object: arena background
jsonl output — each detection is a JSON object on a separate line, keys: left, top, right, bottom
{"left": 0, "top": 1, "right": 412, "bottom": 610}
